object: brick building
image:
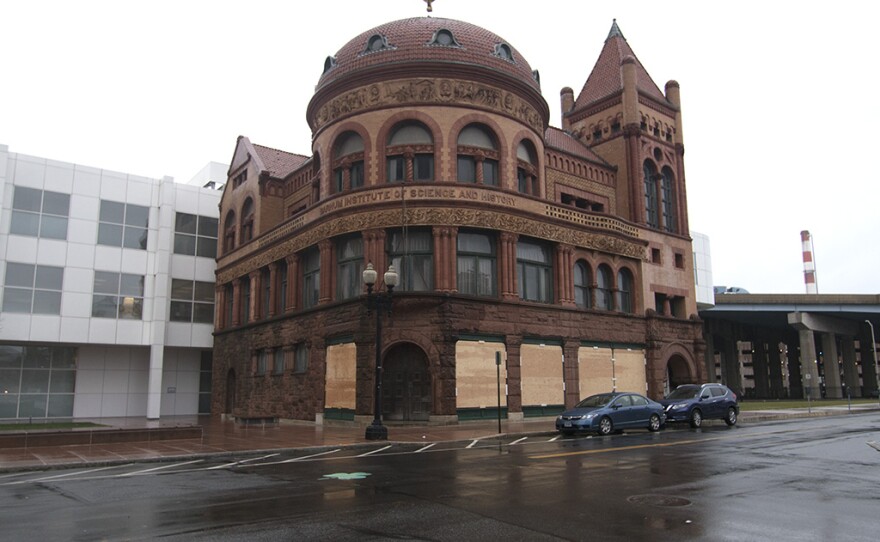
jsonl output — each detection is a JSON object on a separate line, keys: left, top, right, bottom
{"left": 212, "top": 18, "right": 705, "bottom": 425}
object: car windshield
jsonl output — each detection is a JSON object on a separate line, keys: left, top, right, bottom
{"left": 576, "top": 394, "right": 615, "bottom": 408}
{"left": 666, "top": 387, "right": 700, "bottom": 400}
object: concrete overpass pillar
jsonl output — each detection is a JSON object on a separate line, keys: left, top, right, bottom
{"left": 820, "top": 333, "right": 842, "bottom": 399}
{"left": 703, "top": 333, "right": 717, "bottom": 383}
{"left": 720, "top": 337, "right": 743, "bottom": 396}
{"left": 768, "top": 339, "right": 785, "bottom": 399}
{"left": 751, "top": 336, "right": 770, "bottom": 399}
{"left": 860, "top": 324, "right": 879, "bottom": 398}
{"left": 798, "top": 329, "right": 821, "bottom": 399}
{"left": 840, "top": 339, "right": 860, "bottom": 397}
{"left": 784, "top": 335, "right": 801, "bottom": 399}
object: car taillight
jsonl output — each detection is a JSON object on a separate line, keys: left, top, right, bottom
{"left": 731, "top": 392, "right": 737, "bottom": 401}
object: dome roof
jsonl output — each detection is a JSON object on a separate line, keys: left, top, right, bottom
{"left": 316, "top": 17, "right": 540, "bottom": 92}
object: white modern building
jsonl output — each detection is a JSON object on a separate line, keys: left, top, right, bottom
{"left": 0, "top": 144, "right": 222, "bottom": 421}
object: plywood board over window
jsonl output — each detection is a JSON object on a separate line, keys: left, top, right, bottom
{"left": 455, "top": 341, "right": 507, "bottom": 408}
{"left": 520, "top": 343, "right": 563, "bottom": 407}
{"left": 578, "top": 346, "right": 646, "bottom": 398}
{"left": 324, "top": 343, "right": 356, "bottom": 410}
{"left": 614, "top": 348, "right": 646, "bottom": 393}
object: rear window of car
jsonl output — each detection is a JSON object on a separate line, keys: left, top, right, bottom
{"left": 631, "top": 395, "right": 648, "bottom": 406}
{"left": 710, "top": 387, "right": 726, "bottom": 397}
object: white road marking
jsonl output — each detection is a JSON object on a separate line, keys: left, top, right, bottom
{"left": 868, "top": 441, "right": 880, "bottom": 452}
{"left": 510, "top": 437, "right": 528, "bottom": 445}
{"left": 357, "top": 445, "right": 392, "bottom": 457}
{"left": 466, "top": 439, "right": 479, "bottom": 449}
{"left": 281, "top": 449, "right": 342, "bottom": 463}
{"left": 4, "top": 465, "right": 127, "bottom": 485}
{"left": 206, "top": 453, "right": 279, "bottom": 470}
{"left": 548, "top": 435, "right": 562, "bottom": 442}
{"left": 120, "top": 459, "right": 203, "bottom": 476}
{"left": 415, "top": 443, "right": 436, "bottom": 453}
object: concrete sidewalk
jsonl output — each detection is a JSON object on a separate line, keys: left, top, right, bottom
{"left": 1, "top": 404, "right": 878, "bottom": 472}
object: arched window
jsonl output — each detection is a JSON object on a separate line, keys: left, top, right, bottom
{"left": 516, "top": 140, "right": 538, "bottom": 195}
{"left": 332, "top": 132, "right": 365, "bottom": 193}
{"left": 240, "top": 198, "right": 254, "bottom": 244}
{"left": 386, "top": 122, "right": 434, "bottom": 183}
{"left": 516, "top": 238, "right": 552, "bottom": 303}
{"left": 574, "top": 261, "right": 592, "bottom": 309}
{"left": 223, "top": 211, "right": 236, "bottom": 253}
{"left": 643, "top": 160, "right": 659, "bottom": 229}
{"left": 596, "top": 264, "right": 613, "bottom": 310}
{"left": 661, "top": 166, "right": 677, "bottom": 233}
{"left": 616, "top": 268, "right": 634, "bottom": 313}
{"left": 457, "top": 124, "right": 499, "bottom": 186}
{"left": 388, "top": 229, "right": 433, "bottom": 291}
{"left": 457, "top": 231, "right": 496, "bottom": 297}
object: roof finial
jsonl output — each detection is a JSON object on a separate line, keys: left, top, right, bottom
{"left": 424, "top": 0, "right": 434, "bottom": 13}
{"left": 607, "top": 18, "right": 625, "bottom": 40}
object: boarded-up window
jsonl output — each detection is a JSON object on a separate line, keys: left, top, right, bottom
{"left": 455, "top": 341, "right": 507, "bottom": 408}
{"left": 578, "top": 346, "right": 646, "bottom": 399}
{"left": 324, "top": 343, "right": 356, "bottom": 410}
{"left": 520, "top": 343, "right": 563, "bottom": 407}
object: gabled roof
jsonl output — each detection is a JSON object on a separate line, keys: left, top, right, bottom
{"left": 252, "top": 144, "right": 309, "bottom": 179}
{"left": 573, "top": 20, "right": 666, "bottom": 111}
{"left": 544, "top": 126, "right": 611, "bottom": 166}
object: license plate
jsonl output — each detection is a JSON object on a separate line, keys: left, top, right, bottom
{"left": 564, "top": 422, "right": 572, "bottom": 427}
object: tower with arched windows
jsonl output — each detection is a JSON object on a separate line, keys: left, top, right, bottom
{"left": 212, "top": 17, "right": 705, "bottom": 424}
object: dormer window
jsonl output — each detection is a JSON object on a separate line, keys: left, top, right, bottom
{"left": 427, "top": 29, "right": 460, "bottom": 47}
{"left": 493, "top": 43, "right": 515, "bottom": 63}
{"left": 323, "top": 56, "right": 337, "bottom": 74}
{"left": 362, "top": 34, "right": 395, "bottom": 55}
{"left": 532, "top": 70, "right": 540, "bottom": 85}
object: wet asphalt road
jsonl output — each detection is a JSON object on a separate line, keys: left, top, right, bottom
{"left": 1, "top": 414, "right": 878, "bottom": 541}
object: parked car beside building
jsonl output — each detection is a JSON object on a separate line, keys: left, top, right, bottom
{"left": 556, "top": 392, "right": 666, "bottom": 436}
{"left": 660, "top": 383, "right": 739, "bottom": 428}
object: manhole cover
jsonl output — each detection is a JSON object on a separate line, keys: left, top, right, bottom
{"left": 627, "top": 494, "right": 692, "bottom": 507}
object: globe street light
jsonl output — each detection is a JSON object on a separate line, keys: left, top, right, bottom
{"left": 363, "top": 263, "right": 399, "bottom": 440}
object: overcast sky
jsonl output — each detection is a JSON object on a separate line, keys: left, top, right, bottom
{"left": 2, "top": 0, "right": 877, "bottom": 295}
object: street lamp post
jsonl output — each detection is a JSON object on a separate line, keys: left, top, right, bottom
{"left": 865, "top": 320, "right": 879, "bottom": 406}
{"left": 363, "top": 263, "right": 399, "bottom": 441}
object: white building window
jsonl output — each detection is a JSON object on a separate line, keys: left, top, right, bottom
{"left": 92, "top": 271, "right": 145, "bottom": 319}
{"left": 3, "top": 263, "right": 63, "bottom": 314}
{"left": 97, "top": 200, "right": 149, "bottom": 250}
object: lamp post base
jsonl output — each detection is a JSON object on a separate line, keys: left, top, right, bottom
{"left": 365, "top": 422, "right": 388, "bottom": 440}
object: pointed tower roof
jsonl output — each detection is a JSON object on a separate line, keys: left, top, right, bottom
{"left": 573, "top": 20, "right": 666, "bottom": 110}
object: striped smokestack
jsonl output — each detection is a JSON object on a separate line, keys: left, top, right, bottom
{"left": 801, "top": 230, "right": 817, "bottom": 294}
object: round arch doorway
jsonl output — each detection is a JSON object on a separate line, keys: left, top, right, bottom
{"left": 665, "top": 355, "right": 693, "bottom": 396}
{"left": 381, "top": 343, "right": 431, "bottom": 422}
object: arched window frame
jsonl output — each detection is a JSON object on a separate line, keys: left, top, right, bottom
{"left": 331, "top": 132, "right": 365, "bottom": 194}
{"left": 643, "top": 159, "right": 660, "bottom": 229}
{"left": 223, "top": 211, "right": 236, "bottom": 253}
{"left": 660, "top": 166, "right": 677, "bottom": 233}
{"left": 616, "top": 267, "right": 634, "bottom": 313}
{"left": 574, "top": 260, "right": 592, "bottom": 309}
{"left": 456, "top": 124, "right": 500, "bottom": 186}
{"left": 516, "top": 140, "right": 539, "bottom": 196}
{"left": 240, "top": 198, "right": 255, "bottom": 244}
{"left": 596, "top": 264, "right": 613, "bottom": 310}
{"left": 385, "top": 122, "right": 434, "bottom": 184}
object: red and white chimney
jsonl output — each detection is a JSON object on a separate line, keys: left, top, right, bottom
{"left": 801, "top": 230, "right": 817, "bottom": 294}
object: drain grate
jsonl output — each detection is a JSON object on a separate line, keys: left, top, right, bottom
{"left": 627, "top": 494, "right": 692, "bottom": 507}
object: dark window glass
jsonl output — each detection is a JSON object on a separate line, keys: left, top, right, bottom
{"left": 302, "top": 248, "right": 320, "bottom": 309}
{"left": 414, "top": 154, "right": 433, "bottom": 181}
{"left": 457, "top": 232, "right": 496, "bottom": 297}
{"left": 387, "top": 156, "right": 406, "bottom": 183}
{"left": 336, "top": 236, "right": 364, "bottom": 300}
{"left": 457, "top": 157, "right": 476, "bottom": 183}
{"left": 388, "top": 230, "right": 433, "bottom": 292}
{"left": 516, "top": 239, "right": 552, "bottom": 303}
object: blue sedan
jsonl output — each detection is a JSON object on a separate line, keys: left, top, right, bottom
{"left": 556, "top": 392, "right": 666, "bottom": 436}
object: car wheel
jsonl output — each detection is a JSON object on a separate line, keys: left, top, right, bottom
{"left": 648, "top": 414, "right": 661, "bottom": 432}
{"left": 689, "top": 409, "right": 703, "bottom": 428}
{"left": 724, "top": 407, "right": 737, "bottom": 426}
{"left": 598, "top": 416, "right": 613, "bottom": 436}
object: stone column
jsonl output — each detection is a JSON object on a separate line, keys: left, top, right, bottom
{"left": 247, "top": 271, "right": 260, "bottom": 323}
{"left": 499, "top": 232, "right": 518, "bottom": 300}
{"left": 318, "top": 239, "right": 333, "bottom": 304}
{"left": 562, "top": 339, "right": 580, "bottom": 408}
{"left": 820, "top": 333, "right": 842, "bottom": 399}
{"left": 285, "top": 254, "right": 299, "bottom": 312}
{"left": 267, "top": 262, "right": 278, "bottom": 318}
{"left": 505, "top": 335, "right": 523, "bottom": 419}
{"left": 840, "top": 338, "right": 860, "bottom": 397}
{"left": 798, "top": 329, "right": 821, "bottom": 399}
{"left": 231, "top": 278, "right": 242, "bottom": 327}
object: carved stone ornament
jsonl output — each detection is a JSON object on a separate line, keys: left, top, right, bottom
{"left": 313, "top": 78, "right": 544, "bottom": 133}
{"left": 217, "top": 207, "right": 644, "bottom": 283}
